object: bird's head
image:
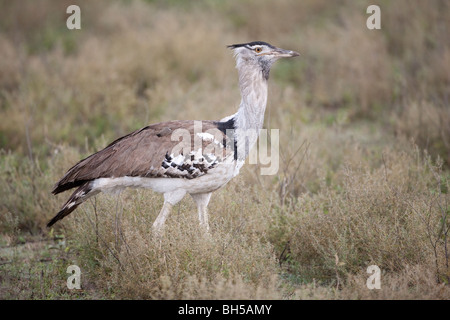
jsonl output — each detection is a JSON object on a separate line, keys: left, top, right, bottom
{"left": 227, "top": 41, "right": 299, "bottom": 80}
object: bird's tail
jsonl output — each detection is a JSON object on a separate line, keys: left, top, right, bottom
{"left": 47, "top": 181, "right": 95, "bottom": 228}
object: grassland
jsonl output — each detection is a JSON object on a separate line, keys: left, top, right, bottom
{"left": 0, "top": 0, "right": 449, "bottom": 299}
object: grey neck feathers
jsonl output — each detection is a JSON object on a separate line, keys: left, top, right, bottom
{"left": 233, "top": 57, "right": 269, "bottom": 159}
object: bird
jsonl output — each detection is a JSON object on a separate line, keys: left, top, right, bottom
{"left": 47, "top": 41, "right": 299, "bottom": 233}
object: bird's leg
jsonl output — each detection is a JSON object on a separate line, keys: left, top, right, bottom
{"left": 114, "top": 192, "right": 123, "bottom": 251}
{"left": 152, "top": 201, "right": 172, "bottom": 236}
{"left": 190, "top": 192, "right": 212, "bottom": 233}
{"left": 152, "top": 190, "right": 186, "bottom": 236}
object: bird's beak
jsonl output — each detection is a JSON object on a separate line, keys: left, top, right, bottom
{"left": 271, "top": 47, "right": 300, "bottom": 58}
{"left": 258, "top": 47, "right": 300, "bottom": 58}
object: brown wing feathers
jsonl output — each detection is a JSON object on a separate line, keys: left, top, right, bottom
{"left": 52, "top": 120, "right": 231, "bottom": 195}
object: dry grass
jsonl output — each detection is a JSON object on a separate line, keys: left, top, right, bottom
{"left": 274, "top": 146, "right": 449, "bottom": 282}
{"left": 1, "top": 0, "right": 449, "bottom": 299}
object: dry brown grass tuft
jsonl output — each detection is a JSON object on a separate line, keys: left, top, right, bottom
{"left": 273, "top": 145, "right": 449, "bottom": 288}
{"left": 340, "top": 264, "right": 450, "bottom": 300}
{"left": 394, "top": 100, "right": 450, "bottom": 166}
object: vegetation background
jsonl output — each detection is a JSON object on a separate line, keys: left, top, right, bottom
{"left": 0, "top": 0, "right": 449, "bottom": 299}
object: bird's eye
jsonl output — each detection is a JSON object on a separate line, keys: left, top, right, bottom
{"left": 254, "top": 47, "right": 262, "bottom": 53}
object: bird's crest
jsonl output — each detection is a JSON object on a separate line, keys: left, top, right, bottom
{"left": 227, "top": 41, "right": 274, "bottom": 50}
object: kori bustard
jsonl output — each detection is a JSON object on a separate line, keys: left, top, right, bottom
{"left": 48, "top": 41, "right": 299, "bottom": 233}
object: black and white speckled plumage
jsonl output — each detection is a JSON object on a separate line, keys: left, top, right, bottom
{"left": 160, "top": 148, "right": 219, "bottom": 179}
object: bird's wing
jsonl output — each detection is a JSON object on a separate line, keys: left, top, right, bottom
{"left": 52, "top": 120, "right": 234, "bottom": 194}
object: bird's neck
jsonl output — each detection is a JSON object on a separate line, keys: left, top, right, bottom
{"left": 233, "top": 63, "right": 269, "bottom": 159}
